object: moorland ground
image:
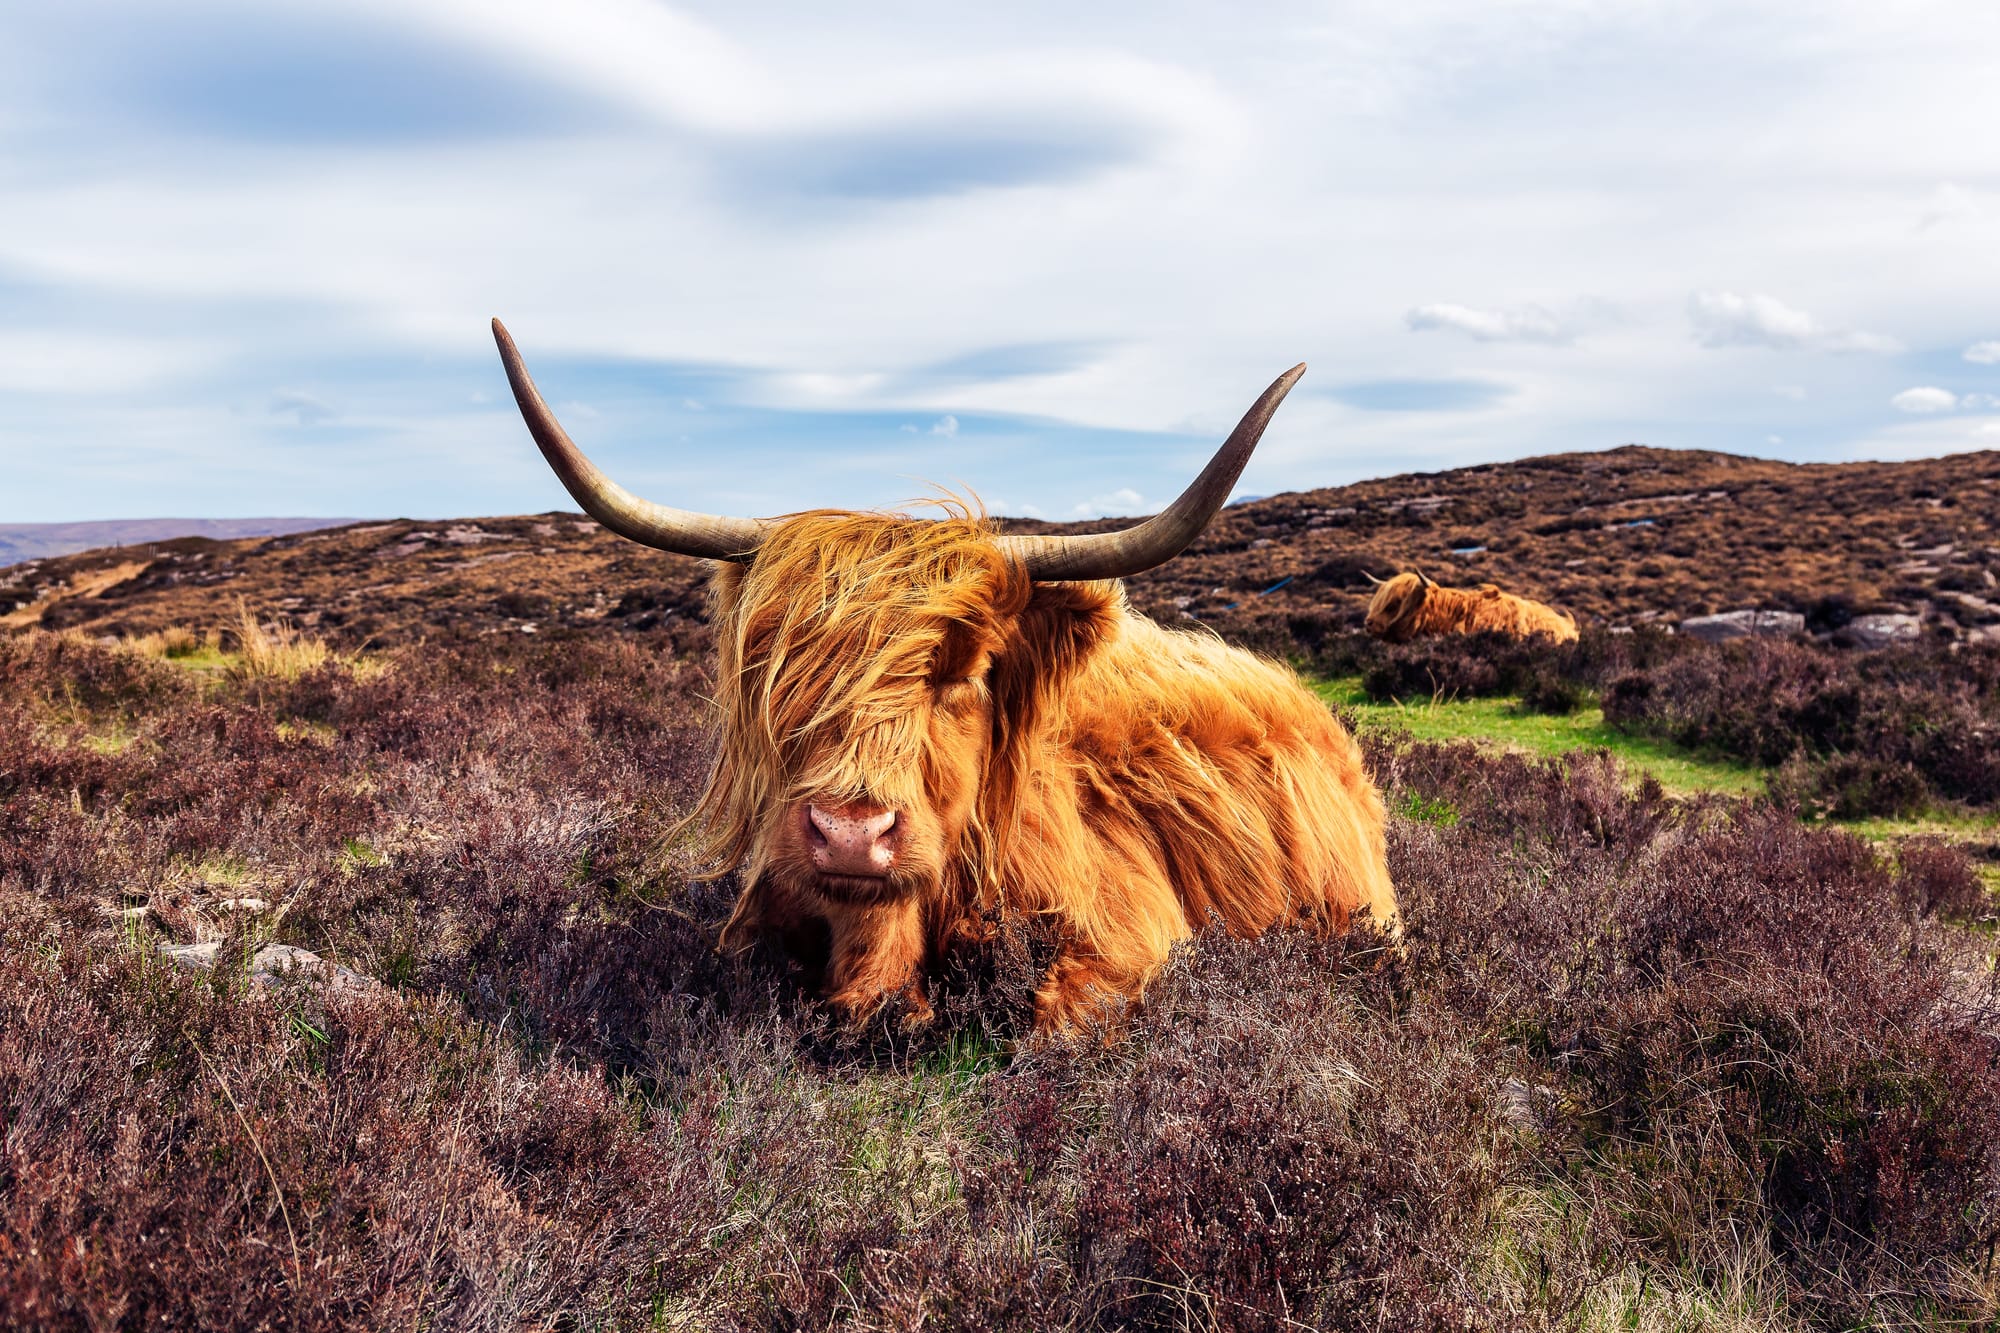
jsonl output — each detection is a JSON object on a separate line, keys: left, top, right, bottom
{"left": 5, "top": 445, "right": 1998, "bottom": 649}
{"left": 5, "top": 445, "right": 2000, "bottom": 1330}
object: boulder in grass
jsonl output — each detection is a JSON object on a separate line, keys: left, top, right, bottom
{"left": 1678, "top": 609, "right": 1805, "bottom": 642}
{"left": 158, "top": 939, "right": 375, "bottom": 992}
{"left": 1841, "top": 613, "right": 1923, "bottom": 650}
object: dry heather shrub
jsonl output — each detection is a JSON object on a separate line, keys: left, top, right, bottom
{"left": 1, "top": 628, "right": 198, "bottom": 715}
{"left": 5, "top": 628, "right": 1999, "bottom": 1330}
{"left": 1604, "top": 637, "right": 2000, "bottom": 812}
{"left": 1381, "top": 739, "right": 2000, "bottom": 1324}
{"left": 1054, "top": 929, "right": 1511, "bottom": 1333}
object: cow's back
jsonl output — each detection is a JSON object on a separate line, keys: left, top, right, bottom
{"left": 1006, "top": 612, "right": 1396, "bottom": 979}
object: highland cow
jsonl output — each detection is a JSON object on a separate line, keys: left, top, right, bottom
{"left": 493, "top": 319, "right": 1398, "bottom": 1033}
{"left": 1365, "top": 571, "right": 1578, "bottom": 644}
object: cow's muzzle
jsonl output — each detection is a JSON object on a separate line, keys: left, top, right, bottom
{"left": 804, "top": 802, "right": 900, "bottom": 880}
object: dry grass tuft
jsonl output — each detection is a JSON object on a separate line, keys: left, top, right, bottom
{"left": 227, "top": 601, "right": 332, "bottom": 680}
{"left": 129, "top": 624, "right": 212, "bottom": 659}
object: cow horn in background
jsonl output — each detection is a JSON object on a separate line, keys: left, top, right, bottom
{"left": 492, "top": 319, "right": 770, "bottom": 561}
{"left": 1415, "top": 569, "right": 1435, "bottom": 589}
{"left": 994, "top": 364, "right": 1307, "bottom": 582}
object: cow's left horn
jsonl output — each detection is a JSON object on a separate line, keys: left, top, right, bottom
{"left": 995, "top": 364, "right": 1306, "bottom": 581}
{"left": 492, "top": 319, "right": 770, "bottom": 560}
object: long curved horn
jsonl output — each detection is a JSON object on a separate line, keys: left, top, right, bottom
{"left": 492, "top": 319, "right": 769, "bottom": 560}
{"left": 1362, "top": 570, "right": 1385, "bottom": 586}
{"left": 994, "top": 364, "right": 1306, "bottom": 581}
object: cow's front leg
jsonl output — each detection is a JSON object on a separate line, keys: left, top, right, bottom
{"left": 1031, "top": 950, "right": 1135, "bottom": 1037}
{"left": 823, "top": 897, "right": 934, "bottom": 1030}
{"left": 720, "top": 877, "right": 833, "bottom": 985}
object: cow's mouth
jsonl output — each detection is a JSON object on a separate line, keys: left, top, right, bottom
{"left": 814, "top": 871, "right": 902, "bottom": 904}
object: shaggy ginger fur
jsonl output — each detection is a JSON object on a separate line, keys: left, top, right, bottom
{"left": 1365, "top": 571, "right": 1578, "bottom": 644}
{"left": 706, "top": 511, "right": 1398, "bottom": 1033}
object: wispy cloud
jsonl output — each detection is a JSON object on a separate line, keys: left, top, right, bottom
{"left": 1891, "top": 387, "right": 1999, "bottom": 413}
{"left": 1688, "top": 291, "right": 1900, "bottom": 354}
{"left": 1406, "top": 303, "right": 1566, "bottom": 344}
{"left": 1966, "top": 341, "right": 2000, "bottom": 365}
{"left": 1892, "top": 386, "right": 1958, "bottom": 413}
{"left": 1073, "top": 487, "right": 1146, "bottom": 518}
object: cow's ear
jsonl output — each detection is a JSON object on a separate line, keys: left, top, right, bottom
{"left": 933, "top": 617, "right": 1000, "bottom": 685}
{"left": 989, "top": 582, "right": 1120, "bottom": 723}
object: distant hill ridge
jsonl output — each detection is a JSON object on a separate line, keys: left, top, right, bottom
{"left": 0, "top": 518, "right": 366, "bottom": 568}
{"left": 1, "top": 446, "right": 1996, "bottom": 650}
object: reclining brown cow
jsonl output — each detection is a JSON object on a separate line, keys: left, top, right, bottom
{"left": 1365, "top": 571, "right": 1578, "bottom": 644}
{"left": 493, "top": 319, "right": 1399, "bottom": 1034}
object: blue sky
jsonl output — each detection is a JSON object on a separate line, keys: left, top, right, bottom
{"left": 4, "top": 0, "right": 1999, "bottom": 523}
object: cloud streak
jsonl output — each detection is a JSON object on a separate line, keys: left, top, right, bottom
{"left": 1406, "top": 303, "right": 1567, "bottom": 344}
{"left": 1688, "top": 292, "right": 1900, "bottom": 354}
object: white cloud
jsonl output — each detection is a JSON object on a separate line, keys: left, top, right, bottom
{"left": 1963, "top": 393, "right": 2000, "bottom": 410}
{"left": 1405, "top": 303, "right": 1566, "bottom": 344}
{"left": 1965, "top": 341, "right": 2000, "bottom": 365}
{"left": 1072, "top": 487, "right": 1145, "bottom": 517}
{"left": 1766, "top": 434, "right": 1784, "bottom": 445}
{"left": 1891, "top": 386, "right": 1958, "bottom": 413}
{"left": 1773, "top": 384, "right": 1807, "bottom": 400}
{"left": 930, "top": 414, "right": 959, "bottom": 437}
{"left": 1689, "top": 292, "right": 1900, "bottom": 354}
{"left": 11, "top": 0, "right": 2000, "bottom": 519}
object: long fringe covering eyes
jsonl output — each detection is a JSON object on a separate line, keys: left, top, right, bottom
{"left": 692, "top": 509, "right": 1028, "bottom": 878}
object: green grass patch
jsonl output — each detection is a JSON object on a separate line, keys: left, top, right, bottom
{"left": 1312, "top": 677, "right": 1766, "bottom": 797}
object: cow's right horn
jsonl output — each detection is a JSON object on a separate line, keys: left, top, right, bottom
{"left": 493, "top": 319, "right": 770, "bottom": 561}
{"left": 995, "top": 364, "right": 1306, "bottom": 582}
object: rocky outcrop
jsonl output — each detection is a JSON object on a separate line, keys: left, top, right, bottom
{"left": 1840, "top": 613, "right": 1924, "bottom": 650}
{"left": 1678, "top": 609, "right": 1805, "bottom": 642}
{"left": 160, "top": 940, "right": 376, "bottom": 993}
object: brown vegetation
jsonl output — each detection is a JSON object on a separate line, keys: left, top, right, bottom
{"left": 5, "top": 446, "right": 1996, "bottom": 657}
{"left": 5, "top": 441, "right": 2000, "bottom": 1327}
{"left": 2, "top": 628, "right": 1996, "bottom": 1328}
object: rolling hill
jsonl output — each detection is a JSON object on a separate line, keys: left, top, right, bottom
{"left": 3, "top": 446, "right": 1995, "bottom": 652}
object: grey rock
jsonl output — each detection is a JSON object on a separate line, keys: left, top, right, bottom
{"left": 1679, "top": 609, "right": 1805, "bottom": 642}
{"left": 248, "top": 944, "right": 376, "bottom": 992}
{"left": 161, "top": 941, "right": 221, "bottom": 970}
{"left": 156, "top": 939, "right": 375, "bottom": 992}
{"left": 1844, "top": 613, "right": 1923, "bottom": 650}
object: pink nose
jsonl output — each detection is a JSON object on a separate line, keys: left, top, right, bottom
{"left": 806, "top": 803, "right": 899, "bottom": 877}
